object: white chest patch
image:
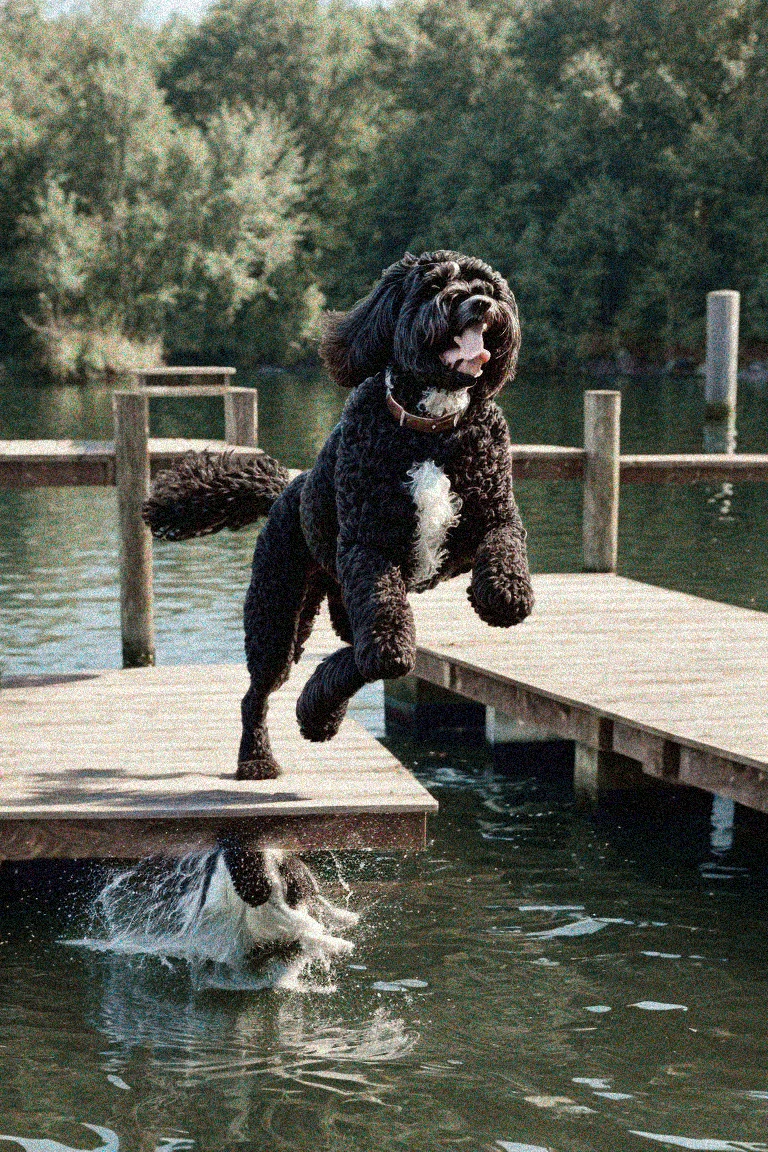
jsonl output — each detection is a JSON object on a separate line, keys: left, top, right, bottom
{"left": 406, "top": 460, "right": 462, "bottom": 588}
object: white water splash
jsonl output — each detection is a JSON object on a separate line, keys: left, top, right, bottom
{"left": 65, "top": 849, "right": 358, "bottom": 993}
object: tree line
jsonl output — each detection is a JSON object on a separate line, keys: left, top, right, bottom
{"left": 2, "top": 0, "right": 767, "bottom": 378}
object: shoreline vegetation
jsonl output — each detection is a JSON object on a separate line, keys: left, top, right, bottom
{"left": 2, "top": 0, "right": 768, "bottom": 382}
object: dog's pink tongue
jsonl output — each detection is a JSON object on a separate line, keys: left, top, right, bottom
{"left": 440, "top": 323, "right": 491, "bottom": 376}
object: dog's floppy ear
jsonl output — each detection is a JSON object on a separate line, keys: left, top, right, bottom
{"left": 320, "top": 254, "right": 418, "bottom": 388}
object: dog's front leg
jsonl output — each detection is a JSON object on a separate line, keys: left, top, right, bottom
{"left": 469, "top": 524, "right": 534, "bottom": 628}
{"left": 338, "top": 543, "right": 416, "bottom": 681}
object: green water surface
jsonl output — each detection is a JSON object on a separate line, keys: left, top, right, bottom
{"left": 1, "top": 369, "right": 768, "bottom": 1152}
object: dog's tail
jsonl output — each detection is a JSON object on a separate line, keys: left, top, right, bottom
{"left": 142, "top": 450, "right": 291, "bottom": 541}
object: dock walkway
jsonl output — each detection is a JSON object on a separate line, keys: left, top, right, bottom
{"left": 0, "top": 619, "right": 436, "bottom": 861}
{"left": 4, "top": 573, "right": 768, "bottom": 862}
{"left": 413, "top": 574, "right": 768, "bottom": 811}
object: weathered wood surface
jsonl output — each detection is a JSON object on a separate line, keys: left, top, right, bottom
{"left": 411, "top": 574, "right": 768, "bottom": 811}
{"left": 224, "top": 387, "right": 258, "bottom": 447}
{"left": 127, "top": 385, "right": 240, "bottom": 397}
{"left": 510, "top": 445, "right": 586, "bottom": 480}
{"left": 136, "top": 366, "right": 236, "bottom": 388}
{"left": 582, "top": 390, "right": 620, "bottom": 572}
{"left": 619, "top": 454, "right": 768, "bottom": 482}
{"left": 705, "top": 290, "right": 739, "bottom": 417}
{"left": 114, "top": 392, "right": 155, "bottom": 668}
{"left": 0, "top": 439, "right": 264, "bottom": 487}
{"left": 0, "top": 620, "right": 436, "bottom": 859}
{"left": 9, "top": 439, "right": 768, "bottom": 488}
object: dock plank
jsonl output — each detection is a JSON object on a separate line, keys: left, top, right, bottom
{"left": 412, "top": 574, "right": 768, "bottom": 806}
{"left": 0, "top": 618, "right": 436, "bottom": 859}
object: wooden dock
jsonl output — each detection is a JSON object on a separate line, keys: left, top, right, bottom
{"left": 0, "top": 621, "right": 437, "bottom": 861}
{"left": 5, "top": 377, "right": 768, "bottom": 852}
{"left": 411, "top": 573, "right": 768, "bottom": 811}
{"left": 5, "top": 572, "right": 766, "bottom": 866}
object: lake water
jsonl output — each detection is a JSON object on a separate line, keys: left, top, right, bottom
{"left": 1, "top": 369, "right": 768, "bottom": 1152}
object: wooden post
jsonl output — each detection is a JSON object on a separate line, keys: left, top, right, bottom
{"left": 582, "top": 390, "right": 621, "bottom": 573}
{"left": 574, "top": 744, "right": 601, "bottom": 806}
{"left": 574, "top": 744, "right": 655, "bottom": 807}
{"left": 224, "top": 387, "right": 258, "bottom": 447}
{"left": 705, "top": 290, "right": 739, "bottom": 419}
{"left": 704, "top": 295, "right": 738, "bottom": 822}
{"left": 114, "top": 391, "right": 155, "bottom": 668}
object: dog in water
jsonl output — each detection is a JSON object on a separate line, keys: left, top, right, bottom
{"left": 144, "top": 249, "right": 534, "bottom": 781}
{"left": 203, "top": 841, "right": 357, "bottom": 952}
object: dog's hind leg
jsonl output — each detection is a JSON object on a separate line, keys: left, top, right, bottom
{"left": 238, "top": 477, "right": 314, "bottom": 780}
{"left": 296, "top": 645, "right": 366, "bottom": 743}
{"left": 293, "top": 568, "right": 329, "bottom": 664}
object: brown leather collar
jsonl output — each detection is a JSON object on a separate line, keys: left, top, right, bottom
{"left": 385, "top": 370, "right": 467, "bottom": 434}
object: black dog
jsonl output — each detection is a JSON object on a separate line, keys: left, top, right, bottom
{"left": 144, "top": 250, "right": 534, "bottom": 779}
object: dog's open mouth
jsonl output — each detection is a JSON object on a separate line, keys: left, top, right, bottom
{"left": 439, "top": 322, "right": 491, "bottom": 377}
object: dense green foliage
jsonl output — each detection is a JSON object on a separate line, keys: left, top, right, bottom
{"left": 2, "top": 0, "right": 768, "bottom": 376}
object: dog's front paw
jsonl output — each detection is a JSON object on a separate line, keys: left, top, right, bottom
{"left": 469, "top": 568, "right": 534, "bottom": 628}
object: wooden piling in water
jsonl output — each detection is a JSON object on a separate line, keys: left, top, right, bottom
{"left": 114, "top": 391, "right": 155, "bottom": 668}
{"left": 705, "top": 290, "right": 740, "bottom": 419}
{"left": 582, "top": 389, "right": 621, "bottom": 573}
{"left": 224, "top": 387, "right": 258, "bottom": 447}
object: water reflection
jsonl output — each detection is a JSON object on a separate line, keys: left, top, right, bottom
{"left": 2, "top": 749, "right": 768, "bottom": 1149}
{"left": 0, "top": 1127, "right": 194, "bottom": 1152}
{"left": 94, "top": 952, "right": 415, "bottom": 1101}
{"left": 0, "top": 1124, "right": 121, "bottom": 1152}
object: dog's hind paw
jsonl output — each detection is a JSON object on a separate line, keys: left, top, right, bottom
{"left": 296, "top": 690, "right": 348, "bottom": 743}
{"left": 236, "top": 757, "right": 282, "bottom": 781}
{"left": 294, "top": 645, "right": 365, "bottom": 742}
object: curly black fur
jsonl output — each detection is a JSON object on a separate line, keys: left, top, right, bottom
{"left": 213, "top": 837, "right": 313, "bottom": 908}
{"left": 144, "top": 250, "right": 534, "bottom": 780}
{"left": 142, "top": 450, "right": 290, "bottom": 540}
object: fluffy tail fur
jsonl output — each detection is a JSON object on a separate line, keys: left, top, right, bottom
{"left": 142, "top": 450, "right": 291, "bottom": 541}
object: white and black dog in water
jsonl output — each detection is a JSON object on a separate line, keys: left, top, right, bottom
{"left": 203, "top": 839, "right": 357, "bottom": 955}
{"left": 212, "top": 838, "right": 313, "bottom": 910}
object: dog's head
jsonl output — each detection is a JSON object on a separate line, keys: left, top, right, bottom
{"left": 320, "top": 251, "right": 520, "bottom": 400}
